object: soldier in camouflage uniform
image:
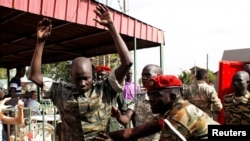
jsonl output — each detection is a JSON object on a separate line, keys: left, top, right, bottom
{"left": 28, "top": 4, "right": 133, "bottom": 141}
{"left": 95, "top": 75, "right": 220, "bottom": 141}
{"left": 223, "top": 70, "right": 250, "bottom": 125}
{"left": 95, "top": 65, "right": 111, "bottom": 85}
{"left": 183, "top": 68, "right": 223, "bottom": 119}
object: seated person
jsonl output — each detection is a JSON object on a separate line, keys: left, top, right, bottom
{"left": 24, "top": 90, "right": 41, "bottom": 115}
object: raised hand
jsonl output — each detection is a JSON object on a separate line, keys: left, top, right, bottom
{"left": 17, "top": 99, "right": 24, "bottom": 109}
{"left": 37, "top": 18, "right": 52, "bottom": 42}
{"left": 0, "top": 98, "right": 12, "bottom": 111}
{"left": 93, "top": 4, "right": 113, "bottom": 27}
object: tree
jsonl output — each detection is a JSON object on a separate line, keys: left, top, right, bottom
{"left": 178, "top": 70, "right": 192, "bottom": 85}
{"left": 207, "top": 70, "right": 217, "bottom": 84}
{"left": 42, "top": 61, "right": 72, "bottom": 83}
{"left": 91, "top": 54, "right": 120, "bottom": 70}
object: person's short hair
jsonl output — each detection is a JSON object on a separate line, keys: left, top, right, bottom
{"left": 195, "top": 69, "right": 207, "bottom": 80}
{"left": 30, "top": 90, "right": 38, "bottom": 98}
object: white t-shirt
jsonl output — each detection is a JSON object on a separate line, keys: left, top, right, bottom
{"left": 24, "top": 98, "right": 41, "bottom": 115}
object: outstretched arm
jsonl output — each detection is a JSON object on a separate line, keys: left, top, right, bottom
{"left": 95, "top": 120, "right": 161, "bottom": 140}
{"left": 0, "top": 98, "right": 24, "bottom": 125}
{"left": 28, "top": 18, "right": 52, "bottom": 87}
{"left": 112, "top": 106, "right": 133, "bottom": 125}
{"left": 94, "top": 4, "right": 133, "bottom": 84}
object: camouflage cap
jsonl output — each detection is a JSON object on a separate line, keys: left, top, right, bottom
{"left": 95, "top": 65, "right": 111, "bottom": 72}
{"left": 146, "top": 75, "right": 182, "bottom": 91}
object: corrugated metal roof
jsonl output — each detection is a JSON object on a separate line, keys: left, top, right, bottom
{"left": 0, "top": 0, "right": 165, "bottom": 69}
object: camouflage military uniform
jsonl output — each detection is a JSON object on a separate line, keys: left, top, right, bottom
{"left": 183, "top": 80, "right": 223, "bottom": 118}
{"left": 160, "top": 99, "right": 220, "bottom": 141}
{"left": 223, "top": 92, "right": 250, "bottom": 125}
{"left": 134, "top": 91, "right": 160, "bottom": 141}
{"left": 45, "top": 71, "right": 123, "bottom": 141}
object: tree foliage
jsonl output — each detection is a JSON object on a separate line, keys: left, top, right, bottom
{"left": 0, "top": 68, "right": 7, "bottom": 79}
{"left": 207, "top": 70, "right": 217, "bottom": 84}
{"left": 42, "top": 61, "right": 72, "bottom": 83}
{"left": 92, "top": 54, "right": 120, "bottom": 70}
{"left": 109, "top": 54, "right": 120, "bottom": 69}
{"left": 178, "top": 70, "right": 192, "bottom": 85}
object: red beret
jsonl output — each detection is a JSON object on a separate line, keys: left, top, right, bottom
{"left": 95, "top": 65, "right": 111, "bottom": 72}
{"left": 146, "top": 75, "right": 182, "bottom": 91}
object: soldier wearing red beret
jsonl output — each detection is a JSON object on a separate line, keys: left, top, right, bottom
{"left": 96, "top": 65, "right": 111, "bottom": 73}
{"left": 95, "top": 74, "right": 220, "bottom": 141}
{"left": 95, "top": 65, "right": 111, "bottom": 84}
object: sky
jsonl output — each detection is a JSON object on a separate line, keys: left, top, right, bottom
{"left": 102, "top": 0, "right": 250, "bottom": 78}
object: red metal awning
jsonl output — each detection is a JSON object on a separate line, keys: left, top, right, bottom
{"left": 0, "top": 0, "right": 165, "bottom": 69}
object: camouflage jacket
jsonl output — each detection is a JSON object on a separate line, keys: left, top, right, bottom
{"left": 160, "top": 99, "right": 220, "bottom": 141}
{"left": 45, "top": 71, "right": 124, "bottom": 141}
{"left": 223, "top": 92, "right": 250, "bottom": 125}
{"left": 183, "top": 80, "right": 223, "bottom": 118}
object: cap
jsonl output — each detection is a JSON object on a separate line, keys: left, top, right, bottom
{"left": 146, "top": 75, "right": 182, "bottom": 91}
{"left": 95, "top": 65, "right": 111, "bottom": 72}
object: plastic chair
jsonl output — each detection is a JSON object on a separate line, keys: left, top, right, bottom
{"left": 18, "top": 122, "right": 54, "bottom": 141}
